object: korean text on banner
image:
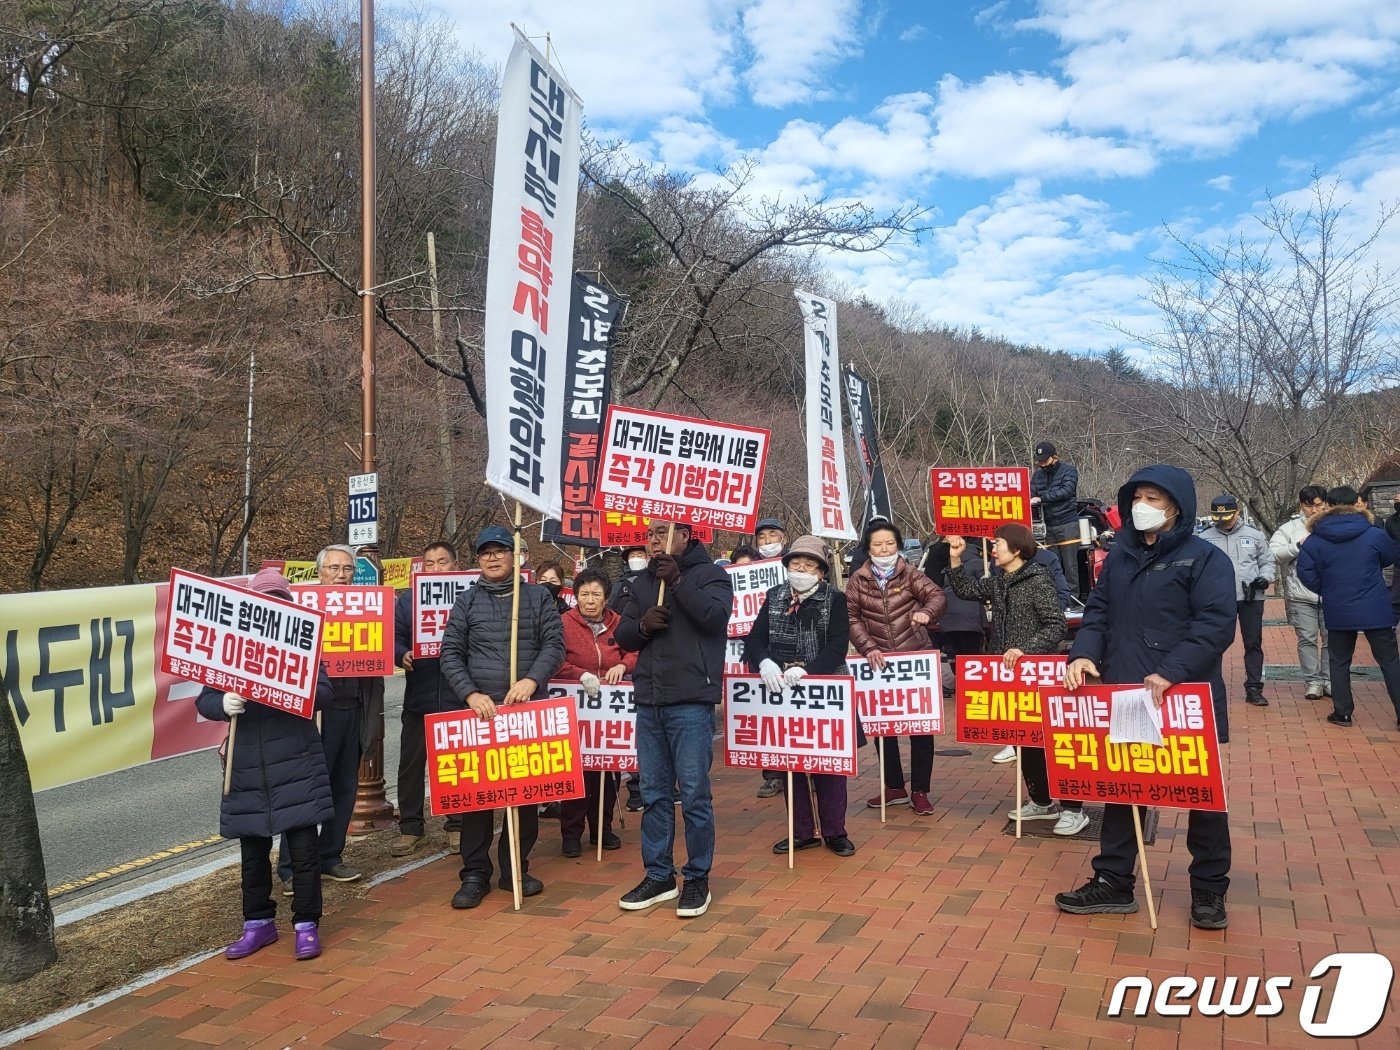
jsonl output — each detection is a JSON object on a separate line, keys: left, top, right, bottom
{"left": 161, "top": 569, "right": 324, "bottom": 719}
{"left": 291, "top": 585, "right": 394, "bottom": 677}
{"left": 548, "top": 681, "right": 637, "bottom": 772}
{"left": 723, "top": 638, "right": 747, "bottom": 677}
{"left": 425, "top": 697, "right": 584, "bottom": 815}
{"left": 931, "top": 467, "right": 1032, "bottom": 539}
{"left": 795, "top": 290, "right": 857, "bottom": 540}
{"left": 482, "top": 28, "right": 582, "bottom": 517}
{"left": 597, "top": 512, "right": 713, "bottom": 548}
{"left": 543, "top": 274, "right": 626, "bottom": 546}
{"left": 841, "top": 365, "right": 893, "bottom": 527}
{"left": 726, "top": 558, "right": 787, "bottom": 639}
{"left": 594, "top": 406, "right": 771, "bottom": 535}
{"left": 850, "top": 650, "right": 944, "bottom": 736}
{"left": 954, "top": 654, "right": 1065, "bottom": 747}
{"left": 1043, "top": 683, "right": 1227, "bottom": 811}
{"left": 411, "top": 571, "right": 480, "bottom": 659}
{"left": 723, "top": 674, "right": 857, "bottom": 776}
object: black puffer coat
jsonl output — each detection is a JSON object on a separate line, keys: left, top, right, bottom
{"left": 439, "top": 578, "right": 565, "bottom": 702}
{"left": 394, "top": 589, "right": 463, "bottom": 716}
{"left": 195, "top": 669, "right": 336, "bottom": 839}
{"left": 948, "top": 559, "right": 1064, "bottom": 655}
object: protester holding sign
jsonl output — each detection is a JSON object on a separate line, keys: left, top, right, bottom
{"left": 947, "top": 526, "right": 1080, "bottom": 834}
{"left": 742, "top": 536, "right": 857, "bottom": 856}
{"left": 556, "top": 567, "right": 636, "bottom": 856}
{"left": 1054, "top": 465, "right": 1236, "bottom": 929}
{"left": 439, "top": 526, "right": 565, "bottom": 909}
{"left": 195, "top": 567, "right": 335, "bottom": 962}
{"left": 392, "top": 541, "right": 466, "bottom": 857}
{"left": 846, "top": 518, "right": 947, "bottom": 815}
{"left": 616, "top": 521, "right": 733, "bottom": 919}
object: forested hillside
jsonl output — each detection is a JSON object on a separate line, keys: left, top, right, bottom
{"left": 3, "top": 1, "right": 1396, "bottom": 592}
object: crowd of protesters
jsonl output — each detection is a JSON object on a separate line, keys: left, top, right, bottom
{"left": 203, "top": 448, "right": 1399, "bottom": 960}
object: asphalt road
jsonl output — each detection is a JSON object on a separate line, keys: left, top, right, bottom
{"left": 36, "top": 676, "right": 409, "bottom": 912}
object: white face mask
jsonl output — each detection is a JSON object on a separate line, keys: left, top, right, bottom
{"left": 787, "top": 570, "right": 820, "bottom": 593}
{"left": 628, "top": 556, "right": 647, "bottom": 572}
{"left": 1131, "top": 502, "right": 1170, "bottom": 533}
{"left": 757, "top": 542, "right": 783, "bottom": 558}
{"left": 870, "top": 553, "right": 900, "bottom": 571}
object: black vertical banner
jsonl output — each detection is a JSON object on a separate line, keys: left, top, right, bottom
{"left": 543, "top": 274, "right": 626, "bottom": 547}
{"left": 841, "top": 365, "right": 893, "bottom": 529}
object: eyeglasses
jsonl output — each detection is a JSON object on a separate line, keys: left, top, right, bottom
{"left": 322, "top": 564, "right": 355, "bottom": 576}
{"left": 477, "top": 548, "right": 512, "bottom": 559}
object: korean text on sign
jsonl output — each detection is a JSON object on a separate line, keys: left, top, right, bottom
{"left": 291, "top": 585, "right": 393, "bottom": 677}
{"left": 594, "top": 406, "right": 771, "bottom": 535}
{"left": 425, "top": 697, "right": 584, "bottom": 815}
{"left": 726, "top": 559, "right": 787, "bottom": 639}
{"left": 723, "top": 674, "right": 857, "bottom": 776}
{"left": 596, "top": 511, "right": 715, "bottom": 548}
{"left": 930, "top": 467, "right": 1032, "bottom": 539}
{"left": 411, "top": 571, "right": 480, "bottom": 659}
{"left": 548, "top": 681, "right": 637, "bottom": 773}
{"left": 161, "top": 569, "right": 324, "bottom": 719}
{"left": 954, "top": 654, "right": 1065, "bottom": 748}
{"left": 849, "top": 651, "right": 944, "bottom": 736}
{"left": 1043, "top": 683, "right": 1226, "bottom": 811}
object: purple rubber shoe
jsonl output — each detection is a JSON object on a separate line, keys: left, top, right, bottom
{"left": 225, "top": 920, "right": 277, "bottom": 960}
{"left": 294, "top": 921, "right": 321, "bottom": 960}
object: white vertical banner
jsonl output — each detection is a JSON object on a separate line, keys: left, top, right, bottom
{"left": 795, "top": 290, "right": 858, "bottom": 540}
{"left": 482, "top": 26, "right": 583, "bottom": 517}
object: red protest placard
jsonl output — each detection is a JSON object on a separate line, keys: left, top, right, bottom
{"left": 597, "top": 511, "right": 714, "bottom": 548}
{"left": 290, "top": 585, "right": 393, "bottom": 677}
{"left": 930, "top": 467, "right": 1032, "bottom": 539}
{"left": 1042, "top": 683, "right": 1226, "bottom": 811}
{"left": 726, "top": 558, "right": 786, "bottom": 638}
{"left": 724, "top": 638, "right": 747, "bottom": 677}
{"left": 723, "top": 675, "right": 857, "bottom": 776}
{"left": 595, "top": 406, "right": 770, "bottom": 535}
{"left": 850, "top": 650, "right": 944, "bottom": 736}
{"left": 411, "top": 571, "right": 480, "bottom": 658}
{"left": 161, "top": 569, "right": 324, "bottom": 719}
{"left": 954, "top": 654, "right": 1066, "bottom": 747}
{"left": 425, "top": 697, "right": 585, "bottom": 815}
{"left": 549, "top": 681, "right": 636, "bottom": 772}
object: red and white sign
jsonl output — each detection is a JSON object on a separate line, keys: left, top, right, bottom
{"left": 930, "top": 467, "right": 1032, "bottom": 539}
{"left": 411, "top": 571, "right": 480, "bottom": 659}
{"left": 595, "top": 406, "right": 770, "bottom": 535}
{"left": 724, "top": 638, "right": 747, "bottom": 677}
{"left": 426, "top": 697, "right": 584, "bottom": 815}
{"left": 291, "top": 585, "right": 393, "bottom": 677}
{"left": 796, "top": 290, "right": 858, "bottom": 541}
{"left": 1044, "top": 683, "right": 1226, "bottom": 811}
{"left": 726, "top": 558, "right": 787, "bottom": 638}
{"left": 850, "top": 650, "right": 943, "bottom": 736}
{"left": 723, "top": 674, "right": 857, "bottom": 775}
{"left": 597, "top": 511, "right": 713, "bottom": 548}
{"left": 161, "top": 569, "right": 324, "bottom": 719}
{"left": 954, "top": 654, "right": 1065, "bottom": 747}
{"left": 549, "top": 680, "right": 636, "bottom": 772}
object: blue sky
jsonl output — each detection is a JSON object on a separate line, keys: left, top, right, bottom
{"left": 436, "top": 0, "right": 1400, "bottom": 358}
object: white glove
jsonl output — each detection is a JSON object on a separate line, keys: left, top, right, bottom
{"left": 759, "top": 659, "right": 785, "bottom": 693}
{"left": 222, "top": 692, "right": 247, "bottom": 716}
{"left": 580, "top": 672, "right": 601, "bottom": 698}
{"left": 783, "top": 666, "right": 806, "bottom": 688}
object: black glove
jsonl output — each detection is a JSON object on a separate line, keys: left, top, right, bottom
{"left": 639, "top": 606, "right": 671, "bottom": 635}
{"left": 652, "top": 554, "right": 681, "bottom": 585}
{"left": 1247, "top": 577, "right": 1269, "bottom": 600}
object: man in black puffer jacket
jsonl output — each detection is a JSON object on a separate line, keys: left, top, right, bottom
{"left": 439, "top": 525, "right": 564, "bottom": 910}
{"left": 615, "top": 521, "right": 732, "bottom": 920}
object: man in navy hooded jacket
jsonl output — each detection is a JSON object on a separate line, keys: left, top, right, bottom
{"left": 1054, "top": 464, "right": 1237, "bottom": 929}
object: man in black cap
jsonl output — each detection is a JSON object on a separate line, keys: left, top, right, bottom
{"left": 439, "top": 524, "right": 564, "bottom": 910}
{"left": 1200, "top": 495, "right": 1275, "bottom": 706}
{"left": 1031, "top": 442, "right": 1081, "bottom": 596}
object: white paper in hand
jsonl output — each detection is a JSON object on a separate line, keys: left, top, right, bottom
{"left": 1107, "top": 687, "right": 1163, "bottom": 746}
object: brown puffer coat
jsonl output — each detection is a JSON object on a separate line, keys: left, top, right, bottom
{"left": 846, "top": 559, "right": 949, "bottom": 658}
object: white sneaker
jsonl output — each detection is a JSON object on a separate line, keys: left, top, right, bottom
{"left": 991, "top": 745, "right": 1017, "bottom": 764}
{"left": 1053, "top": 809, "right": 1090, "bottom": 836}
{"left": 1007, "top": 800, "right": 1058, "bottom": 821}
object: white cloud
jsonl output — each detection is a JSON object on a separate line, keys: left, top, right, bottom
{"left": 899, "top": 24, "right": 928, "bottom": 43}
{"left": 1207, "top": 175, "right": 1234, "bottom": 191}
{"left": 740, "top": 0, "right": 864, "bottom": 107}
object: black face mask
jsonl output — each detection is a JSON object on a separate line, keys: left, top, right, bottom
{"left": 544, "top": 582, "right": 562, "bottom": 597}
